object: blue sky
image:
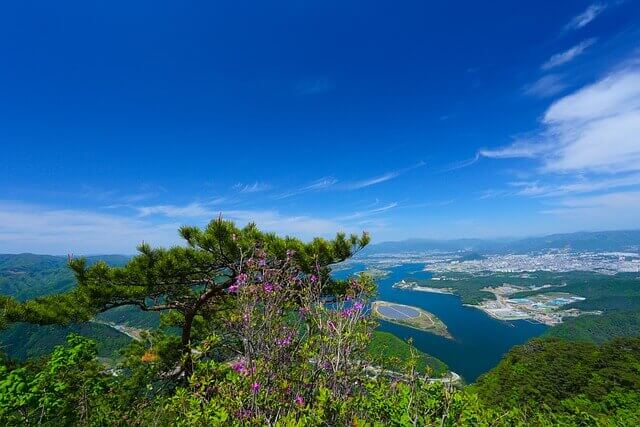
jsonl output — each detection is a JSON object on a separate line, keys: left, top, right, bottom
{"left": 1, "top": 1, "right": 640, "bottom": 254}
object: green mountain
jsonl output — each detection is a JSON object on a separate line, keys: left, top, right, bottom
{"left": 544, "top": 311, "right": 640, "bottom": 344}
{"left": 0, "top": 253, "right": 129, "bottom": 301}
{"left": 472, "top": 337, "right": 640, "bottom": 414}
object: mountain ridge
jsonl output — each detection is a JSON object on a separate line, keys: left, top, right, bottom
{"left": 365, "top": 229, "right": 640, "bottom": 254}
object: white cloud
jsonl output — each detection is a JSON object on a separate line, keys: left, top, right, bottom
{"left": 275, "top": 177, "right": 338, "bottom": 199}
{"left": 541, "top": 191, "right": 640, "bottom": 231}
{"left": 233, "top": 182, "right": 272, "bottom": 193}
{"left": 135, "top": 198, "right": 226, "bottom": 218}
{"left": 523, "top": 74, "right": 567, "bottom": 97}
{"left": 0, "top": 201, "right": 181, "bottom": 254}
{"left": 136, "top": 202, "right": 215, "bottom": 218}
{"left": 481, "top": 59, "right": 640, "bottom": 231}
{"left": 486, "top": 64, "right": 640, "bottom": 173}
{"left": 440, "top": 153, "right": 480, "bottom": 172}
{"left": 546, "top": 110, "right": 640, "bottom": 172}
{"left": 0, "top": 199, "right": 377, "bottom": 254}
{"left": 342, "top": 171, "right": 402, "bottom": 190}
{"left": 543, "top": 67, "right": 640, "bottom": 173}
{"left": 556, "top": 190, "right": 640, "bottom": 208}
{"left": 337, "top": 202, "right": 398, "bottom": 221}
{"left": 543, "top": 68, "right": 640, "bottom": 123}
{"left": 341, "top": 161, "right": 426, "bottom": 190}
{"left": 479, "top": 140, "right": 549, "bottom": 159}
{"left": 511, "top": 173, "right": 640, "bottom": 197}
{"left": 565, "top": 3, "right": 607, "bottom": 30}
{"left": 219, "top": 210, "right": 359, "bottom": 239}
{"left": 542, "top": 39, "right": 596, "bottom": 70}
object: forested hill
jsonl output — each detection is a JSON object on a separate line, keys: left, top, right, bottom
{"left": 365, "top": 229, "right": 640, "bottom": 254}
{"left": 0, "top": 253, "right": 129, "bottom": 301}
{"left": 472, "top": 336, "right": 640, "bottom": 418}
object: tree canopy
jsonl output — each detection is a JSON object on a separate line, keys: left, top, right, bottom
{"left": 3, "top": 218, "right": 369, "bottom": 376}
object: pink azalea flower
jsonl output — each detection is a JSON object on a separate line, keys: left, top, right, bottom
{"left": 236, "top": 273, "right": 248, "bottom": 286}
{"left": 231, "top": 361, "right": 249, "bottom": 376}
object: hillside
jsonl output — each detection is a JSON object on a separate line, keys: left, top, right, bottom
{"left": 472, "top": 337, "right": 640, "bottom": 416}
{"left": 0, "top": 322, "right": 131, "bottom": 361}
{"left": 544, "top": 311, "right": 640, "bottom": 344}
{"left": 0, "top": 253, "right": 129, "bottom": 301}
{"left": 367, "top": 331, "right": 448, "bottom": 376}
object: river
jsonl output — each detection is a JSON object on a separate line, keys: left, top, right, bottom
{"left": 333, "top": 262, "right": 548, "bottom": 382}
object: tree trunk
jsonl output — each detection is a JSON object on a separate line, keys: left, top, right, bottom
{"left": 181, "top": 309, "right": 196, "bottom": 377}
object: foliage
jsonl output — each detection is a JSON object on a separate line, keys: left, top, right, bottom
{"left": 2, "top": 223, "right": 640, "bottom": 425}
{"left": 367, "top": 331, "right": 448, "bottom": 376}
{"left": 0, "top": 334, "right": 111, "bottom": 426}
{"left": 8, "top": 219, "right": 369, "bottom": 377}
{"left": 0, "top": 322, "right": 131, "bottom": 361}
{"left": 472, "top": 336, "right": 640, "bottom": 415}
{"left": 544, "top": 310, "right": 640, "bottom": 344}
{"left": 0, "top": 254, "right": 129, "bottom": 301}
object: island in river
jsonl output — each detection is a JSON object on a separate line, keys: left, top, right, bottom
{"left": 371, "top": 300, "right": 452, "bottom": 339}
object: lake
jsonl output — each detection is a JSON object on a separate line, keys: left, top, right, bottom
{"left": 333, "top": 262, "right": 548, "bottom": 382}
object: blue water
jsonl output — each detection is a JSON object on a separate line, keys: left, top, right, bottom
{"left": 334, "top": 263, "right": 548, "bottom": 382}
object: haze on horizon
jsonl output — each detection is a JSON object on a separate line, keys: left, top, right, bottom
{"left": 1, "top": 1, "right": 640, "bottom": 254}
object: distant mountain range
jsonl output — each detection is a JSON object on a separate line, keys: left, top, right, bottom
{"left": 364, "top": 230, "right": 640, "bottom": 255}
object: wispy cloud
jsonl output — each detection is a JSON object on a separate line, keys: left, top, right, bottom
{"left": 480, "top": 140, "right": 549, "bottom": 159}
{"left": 136, "top": 202, "right": 214, "bottom": 218}
{"left": 542, "top": 38, "right": 597, "bottom": 70}
{"left": 0, "top": 201, "right": 182, "bottom": 254}
{"left": 220, "top": 209, "right": 352, "bottom": 238}
{"left": 478, "top": 189, "right": 513, "bottom": 200}
{"left": 440, "top": 153, "right": 480, "bottom": 172}
{"left": 275, "top": 177, "right": 338, "bottom": 199}
{"left": 135, "top": 198, "right": 226, "bottom": 218}
{"left": 565, "top": 3, "right": 607, "bottom": 31}
{"left": 486, "top": 62, "right": 640, "bottom": 173}
{"left": 511, "top": 173, "right": 640, "bottom": 198}
{"left": 482, "top": 58, "right": 640, "bottom": 227}
{"left": 233, "top": 182, "right": 272, "bottom": 193}
{"left": 341, "top": 161, "right": 426, "bottom": 190}
{"left": 523, "top": 74, "right": 567, "bottom": 97}
{"left": 337, "top": 202, "right": 398, "bottom": 221}
{"left": 0, "top": 199, "right": 378, "bottom": 253}
{"left": 542, "top": 65, "right": 640, "bottom": 173}
{"left": 542, "top": 191, "right": 640, "bottom": 228}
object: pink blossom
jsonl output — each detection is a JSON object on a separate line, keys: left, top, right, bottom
{"left": 294, "top": 395, "right": 304, "bottom": 406}
{"left": 276, "top": 334, "right": 293, "bottom": 347}
{"left": 309, "top": 274, "right": 318, "bottom": 284}
{"left": 231, "top": 360, "right": 249, "bottom": 376}
{"left": 236, "top": 273, "right": 248, "bottom": 286}
{"left": 263, "top": 282, "right": 274, "bottom": 293}
{"left": 251, "top": 382, "right": 261, "bottom": 393}
{"left": 228, "top": 284, "right": 239, "bottom": 293}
